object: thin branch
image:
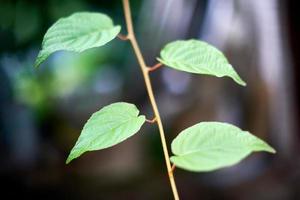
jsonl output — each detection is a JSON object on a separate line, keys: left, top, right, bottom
{"left": 147, "top": 63, "right": 163, "bottom": 72}
{"left": 146, "top": 117, "right": 157, "bottom": 124}
{"left": 121, "top": 0, "right": 180, "bottom": 199}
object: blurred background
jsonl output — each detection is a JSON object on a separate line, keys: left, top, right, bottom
{"left": 0, "top": 0, "right": 299, "bottom": 199}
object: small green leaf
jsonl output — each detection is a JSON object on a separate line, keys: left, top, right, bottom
{"left": 157, "top": 40, "right": 246, "bottom": 86}
{"left": 170, "top": 122, "right": 275, "bottom": 172}
{"left": 35, "top": 12, "right": 121, "bottom": 67}
{"left": 66, "top": 102, "right": 145, "bottom": 164}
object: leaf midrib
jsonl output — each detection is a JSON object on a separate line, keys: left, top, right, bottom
{"left": 44, "top": 26, "right": 118, "bottom": 51}
{"left": 174, "top": 145, "right": 249, "bottom": 157}
{"left": 75, "top": 115, "right": 142, "bottom": 151}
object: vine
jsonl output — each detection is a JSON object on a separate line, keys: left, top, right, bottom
{"left": 34, "top": 1, "right": 276, "bottom": 199}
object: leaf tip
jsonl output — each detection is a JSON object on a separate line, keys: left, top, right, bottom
{"left": 34, "top": 60, "right": 40, "bottom": 68}
{"left": 228, "top": 65, "right": 247, "bottom": 87}
{"left": 66, "top": 150, "right": 78, "bottom": 164}
{"left": 65, "top": 155, "right": 73, "bottom": 164}
{"left": 239, "top": 80, "right": 247, "bottom": 87}
{"left": 34, "top": 50, "right": 49, "bottom": 68}
{"left": 267, "top": 146, "right": 276, "bottom": 154}
{"left": 34, "top": 54, "right": 41, "bottom": 68}
{"left": 231, "top": 75, "right": 247, "bottom": 87}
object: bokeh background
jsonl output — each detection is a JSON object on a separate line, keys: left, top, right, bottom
{"left": 1, "top": 0, "right": 299, "bottom": 199}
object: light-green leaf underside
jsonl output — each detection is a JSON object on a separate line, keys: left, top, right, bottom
{"left": 35, "top": 12, "right": 121, "bottom": 67}
{"left": 170, "top": 122, "right": 275, "bottom": 172}
{"left": 66, "top": 102, "right": 145, "bottom": 164}
{"left": 157, "top": 40, "right": 246, "bottom": 86}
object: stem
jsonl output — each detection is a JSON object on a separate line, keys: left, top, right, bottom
{"left": 121, "top": 0, "right": 180, "bottom": 199}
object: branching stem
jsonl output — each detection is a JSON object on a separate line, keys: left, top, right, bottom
{"left": 121, "top": 0, "right": 179, "bottom": 199}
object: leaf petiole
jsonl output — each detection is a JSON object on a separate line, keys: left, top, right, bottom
{"left": 146, "top": 117, "right": 157, "bottom": 124}
{"left": 117, "top": 33, "right": 130, "bottom": 41}
{"left": 147, "top": 63, "right": 163, "bottom": 72}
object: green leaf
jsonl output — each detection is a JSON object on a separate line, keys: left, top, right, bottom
{"left": 35, "top": 12, "right": 121, "bottom": 67}
{"left": 66, "top": 102, "right": 145, "bottom": 164}
{"left": 157, "top": 40, "right": 246, "bottom": 86}
{"left": 170, "top": 122, "right": 275, "bottom": 172}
